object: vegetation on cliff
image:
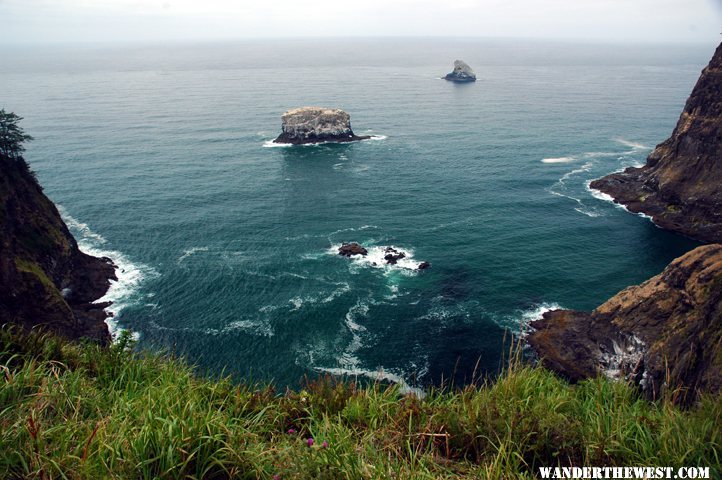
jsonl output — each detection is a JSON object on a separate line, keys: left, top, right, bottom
{"left": 1, "top": 327, "right": 719, "bottom": 479}
{"left": 0, "top": 112, "right": 116, "bottom": 344}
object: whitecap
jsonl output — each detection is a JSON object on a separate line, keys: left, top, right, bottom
{"left": 541, "top": 156, "right": 576, "bottom": 164}
{"left": 262, "top": 139, "right": 293, "bottom": 148}
{"left": 614, "top": 138, "right": 648, "bottom": 150}
{"left": 177, "top": 246, "right": 209, "bottom": 264}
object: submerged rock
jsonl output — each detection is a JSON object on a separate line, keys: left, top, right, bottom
{"left": 589, "top": 42, "right": 722, "bottom": 243}
{"left": 528, "top": 244, "right": 722, "bottom": 405}
{"left": 338, "top": 243, "right": 368, "bottom": 257}
{"left": 444, "top": 60, "right": 476, "bottom": 83}
{"left": 417, "top": 261, "right": 431, "bottom": 270}
{"left": 273, "top": 107, "right": 371, "bottom": 145}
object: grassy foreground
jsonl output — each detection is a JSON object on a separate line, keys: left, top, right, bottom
{"left": 0, "top": 328, "right": 719, "bottom": 479}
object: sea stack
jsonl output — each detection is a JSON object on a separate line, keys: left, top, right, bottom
{"left": 589, "top": 42, "right": 722, "bottom": 243}
{"left": 528, "top": 244, "right": 722, "bottom": 405}
{"left": 273, "top": 107, "right": 371, "bottom": 145}
{"left": 444, "top": 60, "right": 476, "bottom": 83}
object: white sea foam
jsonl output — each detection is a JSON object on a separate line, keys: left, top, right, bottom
{"left": 262, "top": 139, "right": 293, "bottom": 148}
{"left": 263, "top": 134, "right": 385, "bottom": 148}
{"left": 511, "top": 302, "right": 564, "bottom": 336}
{"left": 330, "top": 243, "right": 426, "bottom": 273}
{"left": 542, "top": 156, "right": 576, "bottom": 164}
{"left": 221, "top": 319, "right": 274, "bottom": 337}
{"left": 614, "top": 138, "right": 648, "bottom": 150}
{"left": 585, "top": 181, "right": 654, "bottom": 221}
{"left": 315, "top": 366, "right": 423, "bottom": 396}
{"left": 322, "top": 282, "right": 351, "bottom": 303}
{"left": 58, "top": 206, "right": 157, "bottom": 340}
{"left": 547, "top": 162, "right": 604, "bottom": 218}
{"left": 177, "top": 246, "right": 209, "bottom": 264}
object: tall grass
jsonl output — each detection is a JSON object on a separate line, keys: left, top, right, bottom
{"left": 0, "top": 327, "right": 719, "bottom": 479}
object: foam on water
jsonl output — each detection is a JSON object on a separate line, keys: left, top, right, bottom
{"left": 263, "top": 134, "right": 386, "bottom": 148}
{"left": 614, "top": 138, "right": 648, "bottom": 150}
{"left": 542, "top": 156, "right": 576, "bottom": 164}
{"left": 177, "top": 246, "right": 210, "bottom": 264}
{"left": 585, "top": 181, "right": 655, "bottom": 221}
{"left": 315, "top": 366, "right": 424, "bottom": 396}
{"left": 329, "top": 243, "right": 426, "bottom": 273}
{"left": 501, "top": 302, "right": 564, "bottom": 336}
{"left": 58, "top": 206, "right": 157, "bottom": 340}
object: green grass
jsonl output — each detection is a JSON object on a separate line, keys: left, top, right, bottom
{"left": 0, "top": 327, "right": 719, "bottom": 479}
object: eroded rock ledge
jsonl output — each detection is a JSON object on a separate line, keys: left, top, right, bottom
{"left": 589, "top": 42, "right": 722, "bottom": 243}
{"left": 528, "top": 244, "right": 722, "bottom": 404}
{"left": 273, "top": 107, "right": 371, "bottom": 145}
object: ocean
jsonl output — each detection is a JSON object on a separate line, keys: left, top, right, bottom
{"left": 1, "top": 38, "right": 709, "bottom": 390}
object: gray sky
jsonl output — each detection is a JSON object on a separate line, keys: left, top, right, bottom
{"left": 1, "top": 0, "right": 721, "bottom": 44}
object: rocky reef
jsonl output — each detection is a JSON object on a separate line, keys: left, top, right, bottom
{"left": 273, "top": 107, "right": 371, "bottom": 145}
{"left": 528, "top": 244, "right": 722, "bottom": 404}
{"left": 444, "top": 60, "right": 476, "bottom": 83}
{"left": 0, "top": 154, "right": 116, "bottom": 344}
{"left": 337, "top": 243, "right": 430, "bottom": 270}
{"left": 590, "top": 43, "right": 722, "bottom": 243}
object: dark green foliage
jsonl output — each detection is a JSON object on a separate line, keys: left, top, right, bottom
{"left": 0, "top": 109, "right": 33, "bottom": 161}
{"left": 0, "top": 327, "right": 719, "bottom": 479}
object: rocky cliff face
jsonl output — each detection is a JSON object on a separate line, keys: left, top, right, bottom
{"left": 273, "top": 107, "right": 370, "bottom": 145}
{"left": 528, "top": 244, "right": 722, "bottom": 404}
{"left": 0, "top": 154, "right": 116, "bottom": 344}
{"left": 590, "top": 43, "right": 722, "bottom": 243}
{"left": 444, "top": 60, "right": 476, "bottom": 83}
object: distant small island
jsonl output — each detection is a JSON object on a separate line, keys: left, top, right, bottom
{"left": 444, "top": 60, "right": 476, "bottom": 83}
{"left": 273, "top": 107, "right": 371, "bottom": 145}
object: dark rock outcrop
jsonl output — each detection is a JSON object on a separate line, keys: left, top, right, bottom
{"left": 589, "top": 43, "right": 722, "bottom": 243}
{"left": 273, "top": 107, "right": 371, "bottom": 145}
{"left": 338, "top": 243, "right": 368, "bottom": 257}
{"left": 0, "top": 154, "right": 116, "bottom": 344}
{"left": 528, "top": 244, "right": 722, "bottom": 404}
{"left": 444, "top": 60, "right": 476, "bottom": 83}
{"left": 417, "top": 261, "right": 431, "bottom": 270}
{"left": 383, "top": 247, "right": 405, "bottom": 265}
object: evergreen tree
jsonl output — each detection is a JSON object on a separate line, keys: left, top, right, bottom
{"left": 0, "top": 110, "right": 33, "bottom": 160}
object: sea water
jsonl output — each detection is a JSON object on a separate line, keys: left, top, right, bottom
{"left": 1, "top": 38, "right": 708, "bottom": 389}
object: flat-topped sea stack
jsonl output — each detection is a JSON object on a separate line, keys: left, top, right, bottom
{"left": 590, "top": 42, "right": 722, "bottom": 243}
{"left": 273, "top": 107, "right": 371, "bottom": 145}
{"left": 444, "top": 60, "right": 476, "bottom": 83}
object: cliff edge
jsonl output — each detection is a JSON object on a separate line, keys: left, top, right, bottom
{"left": 0, "top": 154, "right": 116, "bottom": 344}
{"left": 590, "top": 43, "right": 722, "bottom": 243}
{"left": 528, "top": 244, "right": 722, "bottom": 404}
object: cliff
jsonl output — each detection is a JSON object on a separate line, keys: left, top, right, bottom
{"left": 273, "top": 107, "right": 370, "bottom": 145}
{"left": 590, "top": 43, "right": 722, "bottom": 243}
{"left": 528, "top": 244, "right": 722, "bottom": 404}
{"left": 0, "top": 154, "right": 116, "bottom": 344}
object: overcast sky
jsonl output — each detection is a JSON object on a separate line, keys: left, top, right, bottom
{"left": 1, "top": 0, "right": 721, "bottom": 45}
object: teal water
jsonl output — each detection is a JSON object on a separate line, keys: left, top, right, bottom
{"left": 1, "top": 39, "right": 708, "bottom": 389}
